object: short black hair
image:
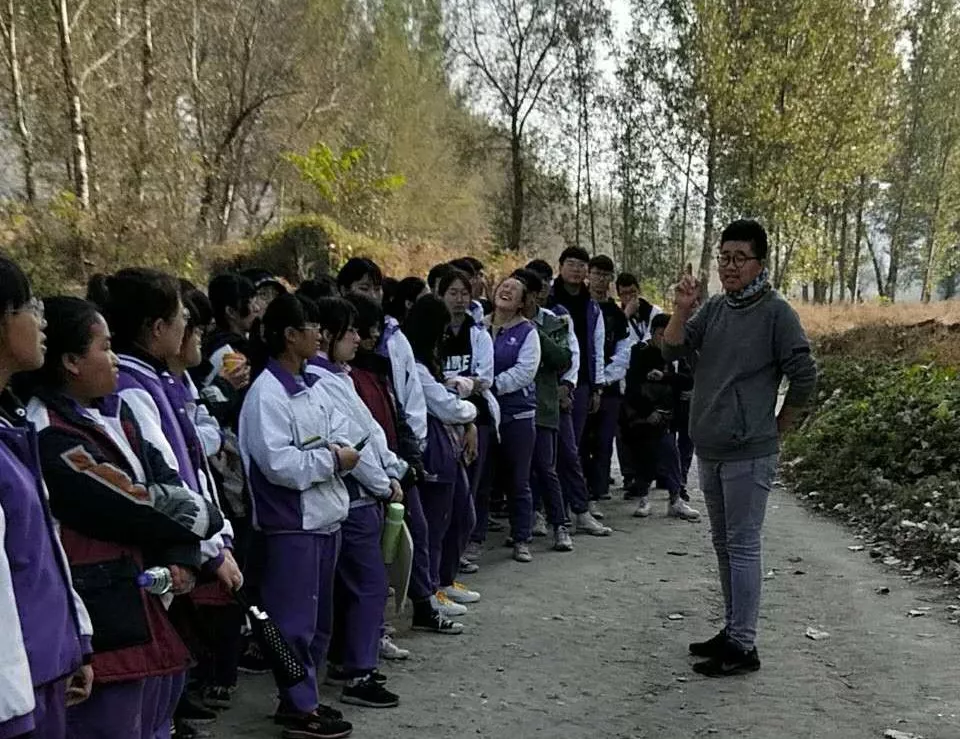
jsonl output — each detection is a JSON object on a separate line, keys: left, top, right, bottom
{"left": 525, "top": 259, "right": 553, "bottom": 281}
{"left": 345, "top": 293, "right": 384, "bottom": 341}
{"left": 0, "top": 256, "right": 31, "bottom": 315}
{"left": 337, "top": 257, "right": 383, "bottom": 291}
{"left": 385, "top": 276, "right": 427, "bottom": 324}
{"left": 616, "top": 273, "right": 639, "bottom": 290}
{"left": 588, "top": 255, "right": 615, "bottom": 273}
{"left": 427, "top": 263, "right": 455, "bottom": 291}
{"left": 511, "top": 268, "right": 543, "bottom": 295}
{"left": 182, "top": 288, "right": 213, "bottom": 331}
{"left": 651, "top": 313, "right": 670, "bottom": 332}
{"left": 448, "top": 258, "right": 477, "bottom": 277}
{"left": 720, "top": 219, "right": 768, "bottom": 260}
{"left": 208, "top": 273, "right": 256, "bottom": 327}
{"left": 461, "top": 256, "right": 484, "bottom": 273}
{"left": 297, "top": 276, "right": 337, "bottom": 302}
{"left": 103, "top": 268, "right": 181, "bottom": 350}
{"left": 438, "top": 268, "right": 472, "bottom": 298}
{"left": 559, "top": 246, "right": 590, "bottom": 265}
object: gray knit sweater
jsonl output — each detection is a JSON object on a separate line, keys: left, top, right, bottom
{"left": 663, "top": 290, "right": 817, "bottom": 462}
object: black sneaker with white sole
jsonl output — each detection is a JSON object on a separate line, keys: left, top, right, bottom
{"left": 340, "top": 674, "right": 400, "bottom": 708}
{"left": 326, "top": 666, "right": 387, "bottom": 687}
{"left": 692, "top": 639, "right": 761, "bottom": 677}
{"left": 411, "top": 610, "right": 464, "bottom": 635}
{"left": 689, "top": 629, "right": 728, "bottom": 659}
{"left": 280, "top": 713, "right": 353, "bottom": 739}
{"left": 275, "top": 704, "right": 344, "bottom": 726}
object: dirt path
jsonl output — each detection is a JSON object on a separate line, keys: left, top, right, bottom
{"left": 213, "top": 472, "right": 960, "bottom": 739}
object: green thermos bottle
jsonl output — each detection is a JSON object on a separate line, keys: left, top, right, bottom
{"left": 381, "top": 503, "right": 405, "bottom": 564}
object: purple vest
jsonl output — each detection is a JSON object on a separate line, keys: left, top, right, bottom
{"left": 377, "top": 317, "right": 402, "bottom": 359}
{"left": 0, "top": 422, "right": 85, "bottom": 688}
{"left": 492, "top": 320, "right": 537, "bottom": 420}
{"left": 116, "top": 355, "right": 200, "bottom": 493}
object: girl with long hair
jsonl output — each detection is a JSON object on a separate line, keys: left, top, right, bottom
{"left": 404, "top": 295, "right": 478, "bottom": 618}
{"left": 238, "top": 294, "right": 357, "bottom": 739}
{"left": 485, "top": 277, "right": 541, "bottom": 563}
{"left": 23, "top": 296, "right": 223, "bottom": 739}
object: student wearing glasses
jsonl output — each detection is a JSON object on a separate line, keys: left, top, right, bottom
{"left": 663, "top": 219, "right": 817, "bottom": 678}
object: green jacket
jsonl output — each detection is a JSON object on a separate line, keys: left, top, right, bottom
{"left": 533, "top": 308, "right": 573, "bottom": 430}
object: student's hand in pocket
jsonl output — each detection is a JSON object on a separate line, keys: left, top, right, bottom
{"left": 66, "top": 664, "right": 94, "bottom": 707}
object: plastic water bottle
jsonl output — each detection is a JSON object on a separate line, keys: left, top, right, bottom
{"left": 136, "top": 567, "right": 173, "bottom": 595}
{"left": 381, "top": 503, "right": 405, "bottom": 565}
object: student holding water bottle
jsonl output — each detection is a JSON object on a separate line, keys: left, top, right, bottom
{"left": 22, "top": 296, "right": 224, "bottom": 739}
{"left": 239, "top": 294, "right": 359, "bottom": 739}
{"left": 305, "top": 296, "right": 407, "bottom": 709}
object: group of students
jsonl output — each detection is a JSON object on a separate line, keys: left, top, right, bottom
{"left": 0, "top": 245, "right": 701, "bottom": 739}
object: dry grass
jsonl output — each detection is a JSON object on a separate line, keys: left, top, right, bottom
{"left": 793, "top": 300, "right": 960, "bottom": 367}
{"left": 793, "top": 300, "right": 960, "bottom": 337}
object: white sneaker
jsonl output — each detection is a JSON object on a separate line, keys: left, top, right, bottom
{"left": 379, "top": 635, "right": 410, "bottom": 661}
{"left": 575, "top": 512, "right": 612, "bottom": 536}
{"left": 442, "top": 581, "right": 481, "bottom": 604}
{"left": 464, "top": 541, "right": 483, "bottom": 562}
{"left": 633, "top": 497, "right": 651, "bottom": 518}
{"left": 532, "top": 511, "right": 548, "bottom": 537}
{"left": 668, "top": 499, "right": 701, "bottom": 522}
{"left": 432, "top": 592, "right": 468, "bottom": 618}
{"left": 553, "top": 526, "right": 574, "bottom": 552}
{"left": 588, "top": 501, "right": 605, "bottom": 520}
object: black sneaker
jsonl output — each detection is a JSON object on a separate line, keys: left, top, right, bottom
{"left": 280, "top": 712, "right": 353, "bottom": 739}
{"left": 689, "top": 629, "right": 728, "bottom": 658}
{"left": 411, "top": 610, "right": 464, "bottom": 635}
{"left": 326, "top": 666, "right": 388, "bottom": 687}
{"left": 340, "top": 674, "right": 400, "bottom": 708}
{"left": 175, "top": 696, "right": 217, "bottom": 725}
{"left": 275, "top": 704, "right": 344, "bottom": 726}
{"left": 238, "top": 643, "right": 271, "bottom": 675}
{"left": 692, "top": 639, "right": 761, "bottom": 677}
{"left": 200, "top": 686, "right": 232, "bottom": 710}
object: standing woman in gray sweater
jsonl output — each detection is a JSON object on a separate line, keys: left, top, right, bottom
{"left": 663, "top": 219, "right": 818, "bottom": 677}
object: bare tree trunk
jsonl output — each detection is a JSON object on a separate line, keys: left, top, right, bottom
{"left": 679, "top": 144, "right": 692, "bottom": 268}
{"left": 52, "top": 0, "right": 91, "bottom": 210}
{"left": 584, "top": 107, "right": 597, "bottom": 256}
{"left": 508, "top": 115, "right": 524, "bottom": 251}
{"left": 849, "top": 174, "right": 866, "bottom": 300}
{"left": 134, "top": 0, "right": 154, "bottom": 205}
{"left": 921, "top": 191, "right": 942, "bottom": 303}
{"left": 698, "top": 121, "right": 717, "bottom": 294}
{"left": 0, "top": 0, "right": 36, "bottom": 202}
{"left": 574, "top": 111, "right": 582, "bottom": 248}
{"left": 865, "top": 233, "right": 886, "bottom": 298}
{"left": 837, "top": 196, "right": 848, "bottom": 302}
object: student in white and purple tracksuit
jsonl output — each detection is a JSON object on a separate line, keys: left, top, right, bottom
{"left": 614, "top": 272, "right": 662, "bottom": 493}
{"left": 89, "top": 268, "right": 216, "bottom": 738}
{"left": 403, "top": 295, "right": 479, "bottom": 617}
{"left": 485, "top": 277, "right": 541, "bottom": 564}
{"left": 22, "top": 297, "right": 224, "bottom": 739}
{"left": 583, "top": 255, "right": 633, "bottom": 504}
{"left": 238, "top": 293, "right": 356, "bottom": 739}
{"left": 337, "top": 259, "right": 428, "bottom": 458}
{"left": 168, "top": 287, "right": 245, "bottom": 709}
{"left": 438, "top": 268, "right": 500, "bottom": 588}
{"left": 345, "top": 294, "right": 464, "bottom": 636}
{"left": 524, "top": 259, "right": 611, "bottom": 538}
{"left": 546, "top": 247, "right": 605, "bottom": 449}
{"left": 511, "top": 268, "right": 574, "bottom": 553}
{"left": 0, "top": 257, "right": 94, "bottom": 739}
{"left": 305, "top": 296, "right": 407, "bottom": 710}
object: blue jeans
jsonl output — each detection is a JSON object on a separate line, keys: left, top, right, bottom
{"left": 698, "top": 454, "right": 778, "bottom": 652}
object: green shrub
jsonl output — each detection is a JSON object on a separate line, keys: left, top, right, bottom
{"left": 784, "top": 357, "right": 960, "bottom": 566}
